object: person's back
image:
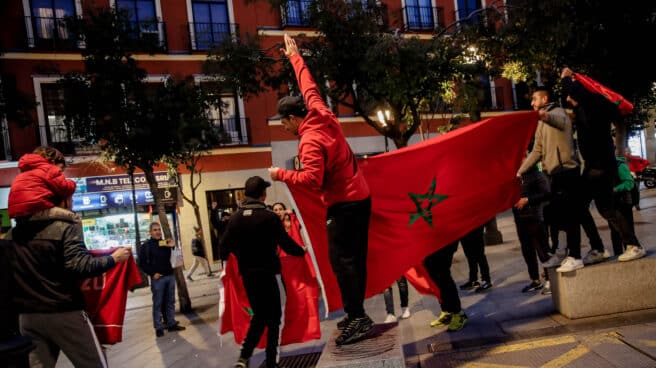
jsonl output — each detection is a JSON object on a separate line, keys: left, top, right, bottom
{"left": 221, "top": 197, "right": 303, "bottom": 275}
{"left": 8, "top": 208, "right": 116, "bottom": 313}
{"left": 8, "top": 148, "right": 76, "bottom": 218}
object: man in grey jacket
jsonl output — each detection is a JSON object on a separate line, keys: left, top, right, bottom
{"left": 7, "top": 198, "right": 131, "bottom": 367}
{"left": 517, "top": 87, "right": 591, "bottom": 273}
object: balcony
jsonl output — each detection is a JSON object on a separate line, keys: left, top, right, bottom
{"left": 189, "top": 22, "right": 239, "bottom": 51}
{"left": 119, "top": 20, "right": 167, "bottom": 51}
{"left": 212, "top": 117, "right": 249, "bottom": 147}
{"left": 403, "top": 6, "right": 444, "bottom": 32}
{"left": 25, "top": 16, "right": 81, "bottom": 50}
{"left": 40, "top": 120, "right": 100, "bottom": 156}
{"left": 281, "top": 0, "right": 313, "bottom": 27}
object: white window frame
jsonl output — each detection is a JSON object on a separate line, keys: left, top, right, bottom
{"left": 22, "top": 0, "right": 83, "bottom": 48}
{"left": 402, "top": 0, "right": 438, "bottom": 30}
{"left": 193, "top": 75, "right": 247, "bottom": 145}
{"left": 186, "top": 0, "right": 236, "bottom": 51}
{"left": 110, "top": 0, "right": 165, "bottom": 45}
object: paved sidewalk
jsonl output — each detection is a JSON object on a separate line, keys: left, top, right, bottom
{"left": 57, "top": 188, "right": 656, "bottom": 368}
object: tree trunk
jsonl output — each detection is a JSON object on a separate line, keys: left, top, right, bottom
{"left": 143, "top": 167, "right": 192, "bottom": 313}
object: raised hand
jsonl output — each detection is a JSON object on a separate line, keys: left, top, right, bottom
{"left": 280, "top": 34, "right": 299, "bottom": 58}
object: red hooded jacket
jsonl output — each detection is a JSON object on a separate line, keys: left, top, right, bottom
{"left": 8, "top": 153, "right": 76, "bottom": 218}
{"left": 276, "top": 54, "right": 370, "bottom": 206}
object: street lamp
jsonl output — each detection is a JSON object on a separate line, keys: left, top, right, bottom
{"left": 377, "top": 109, "right": 391, "bottom": 152}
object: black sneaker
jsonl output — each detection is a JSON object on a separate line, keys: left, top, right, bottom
{"left": 521, "top": 280, "right": 543, "bottom": 293}
{"left": 335, "top": 315, "right": 374, "bottom": 345}
{"left": 459, "top": 280, "right": 480, "bottom": 290}
{"left": 336, "top": 316, "right": 351, "bottom": 330}
{"left": 474, "top": 280, "right": 492, "bottom": 292}
{"left": 168, "top": 323, "right": 186, "bottom": 332}
{"left": 155, "top": 329, "right": 164, "bottom": 337}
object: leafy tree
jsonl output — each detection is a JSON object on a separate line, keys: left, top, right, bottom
{"left": 58, "top": 9, "right": 218, "bottom": 312}
{"left": 206, "top": 0, "right": 484, "bottom": 148}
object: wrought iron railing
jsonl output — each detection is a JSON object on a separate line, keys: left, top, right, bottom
{"left": 281, "top": 0, "right": 313, "bottom": 27}
{"left": 189, "top": 22, "right": 239, "bottom": 51}
{"left": 211, "top": 117, "right": 249, "bottom": 147}
{"left": 25, "top": 16, "right": 81, "bottom": 50}
{"left": 40, "top": 121, "right": 99, "bottom": 155}
{"left": 403, "top": 6, "right": 444, "bottom": 31}
{"left": 119, "top": 19, "right": 167, "bottom": 51}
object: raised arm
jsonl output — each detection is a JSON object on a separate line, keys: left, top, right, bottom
{"left": 281, "top": 34, "right": 327, "bottom": 111}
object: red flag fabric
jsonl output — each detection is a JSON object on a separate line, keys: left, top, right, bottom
{"left": 574, "top": 73, "right": 634, "bottom": 115}
{"left": 81, "top": 249, "right": 143, "bottom": 344}
{"left": 219, "top": 235, "right": 321, "bottom": 346}
{"left": 287, "top": 111, "right": 538, "bottom": 312}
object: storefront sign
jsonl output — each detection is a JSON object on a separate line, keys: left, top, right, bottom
{"left": 83, "top": 172, "right": 176, "bottom": 193}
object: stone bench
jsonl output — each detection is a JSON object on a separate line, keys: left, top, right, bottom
{"left": 315, "top": 323, "right": 405, "bottom": 368}
{"left": 548, "top": 252, "right": 656, "bottom": 319}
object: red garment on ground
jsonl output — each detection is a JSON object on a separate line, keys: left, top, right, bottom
{"left": 8, "top": 153, "right": 76, "bottom": 218}
{"left": 80, "top": 249, "right": 143, "bottom": 344}
{"left": 275, "top": 54, "right": 370, "bottom": 206}
{"left": 287, "top": 111, "right": 538, "bottom": 311}
{"left": 574, "top": 73, "right": 634, "bottom": 115}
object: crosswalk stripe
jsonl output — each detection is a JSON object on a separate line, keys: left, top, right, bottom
{"left": 541, "top": 344, "right": 590, "bottom": 368}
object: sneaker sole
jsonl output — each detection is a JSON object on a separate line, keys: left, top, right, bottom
{"left": 556, "top": 266, "right": 584, "bottom": 272}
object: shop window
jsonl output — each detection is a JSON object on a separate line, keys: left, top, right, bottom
{"left": 190, "top": 0, "right": 234, "bottom": 51}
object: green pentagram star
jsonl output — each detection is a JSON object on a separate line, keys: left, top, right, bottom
{"left": 408, "top": 177, "right": 448, "bottom": 227}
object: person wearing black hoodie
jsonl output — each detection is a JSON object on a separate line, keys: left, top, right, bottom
{"left": 561, "top": 67, "right": 646, "bottom": 262}
{"left": 220, "top": 176, "right": 305, "bottom": 368}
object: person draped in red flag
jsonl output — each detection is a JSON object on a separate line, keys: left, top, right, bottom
{"left": 268, "top": 34, "right": 374, "bottom": 346}
{"left": 220, "top": 176, "right": 306, "bottom": 368}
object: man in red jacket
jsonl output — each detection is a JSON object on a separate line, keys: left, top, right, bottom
{"left": 268, "top": 34, "right": 373, "bottom": 346}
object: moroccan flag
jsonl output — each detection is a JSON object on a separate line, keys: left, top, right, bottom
{"left": 287, "top": 111, "right": 539, "bottom": 312}
{"left": 218, "top": 245, "right": 321, "bottom": 346}
{"left": 574, "top": 73, "right": 633, "bottom": 115}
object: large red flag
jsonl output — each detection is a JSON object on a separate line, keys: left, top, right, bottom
{"left": 287, "top": 111, "right": 538, "bottom": 312}
{"left": 574, "top": 73, "right": 634, "bottom": 115}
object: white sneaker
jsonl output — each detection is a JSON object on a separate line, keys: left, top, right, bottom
{"left": 602, "top": 250, "right": 611, "bottom": 259}
{"left": 542, "top": 254, "right": 562, "bottom": 268}
{"left": 618, "top": 245, "right": 647, "bottom": 262}
{"left": 384, "top": 314, "right": 397, "bottom": 323}
{"left": 556, "top": 257, "right": 584, "bottom": 273}
{"left": 400, "top": 307, "right": 411, "bottom": 319}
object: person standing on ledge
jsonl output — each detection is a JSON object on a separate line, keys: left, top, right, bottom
{"left": 268, "top": 34, "right": 373, "bottom": 346}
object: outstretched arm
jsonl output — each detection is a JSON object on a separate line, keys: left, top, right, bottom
{"left": 281, "top": 34, "right": 327, "bottom": 111}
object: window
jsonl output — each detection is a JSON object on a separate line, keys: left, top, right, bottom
{"left": 29, "top": 0, "right": 77, "bottom": 47}
{"left": 405, "top": 0, "right": 434, "bottom": 30}
{"left": 40, "top": 83, "right": 84, "bottom": 154}
{"left": 116, "top": 0, "right": 163, "bottom": 47}
{"left": 282, "top": 0, "right": 312, "bottom": 27}
{"left": 205, "top": 93, "right": 248, "bottom": 146}
{"left": 191, "top": 0, "right": 231, "bottom": 50}
{"left": 456, "top": 0, "right": 482, "bottom": 24}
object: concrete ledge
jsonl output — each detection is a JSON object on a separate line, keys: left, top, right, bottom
{"left": 316, "top": 323, "right": 405, "bottom": 368}
{"left": 548, "top": 253, "right": 656, "bottom": 319}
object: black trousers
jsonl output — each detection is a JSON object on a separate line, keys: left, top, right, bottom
{"left": 327, "top": 197, "right": 371, "bottom": 318}
{"left": 513, "top": 211, "right": 551, "bottom": 281}
{"left": 240, "top": 272, "right": 283, "bottom": 366}
{"left": 384, "top": 276, "right": 409, "bottom": 315}
{"left": 546, "top": 168, "right": 583, "bottom": 258}
{"left": 582, "top": 168, "right": 640, "bottom": 247}
{"left": 423, "top": 242, "right": 460, "bottom": 313}
{"left": 610, "top": 201, "right": 635, "bottom": 255}
{"left": 460, "top": 226, "right": 490, "bottom": 283}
